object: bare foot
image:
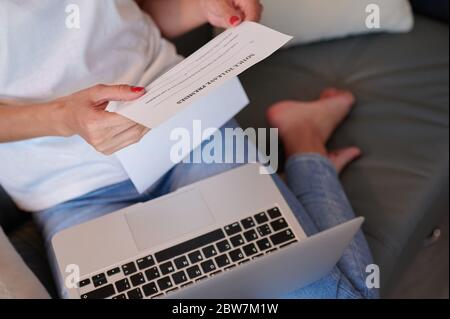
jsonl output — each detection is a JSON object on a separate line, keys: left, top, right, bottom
{"left": 267, "top": 88, "right": 361, "bottom": 173}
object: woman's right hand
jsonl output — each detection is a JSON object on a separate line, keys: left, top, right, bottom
{"left": 58, "top": 84, "right": 149, "bottom": 155}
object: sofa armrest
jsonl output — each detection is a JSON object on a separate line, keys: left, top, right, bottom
{"left": 0, "top": 227, "right": 50, "bottom": 299}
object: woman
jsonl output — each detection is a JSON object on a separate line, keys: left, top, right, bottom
{"left": 0, "top": 0, "right": 377, "bottom": 298}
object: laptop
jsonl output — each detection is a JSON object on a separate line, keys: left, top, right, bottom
{"left": 52, "top": 163, "right": 363, "bottom": 299}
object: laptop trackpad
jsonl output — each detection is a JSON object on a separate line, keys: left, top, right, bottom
{"left": 125, "top": 189, "right": 215, "bottom": 252}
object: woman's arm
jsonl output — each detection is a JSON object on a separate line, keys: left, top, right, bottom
{"left": 0, "top": 101, "right": 67, "bottom": 142}
{"left": 0, "top": 85, "right": 149, "bottom": 155}
{"left": 137, "top": 0, "right": 207, "bottom": 39}
{"left": 137, "top": 0, "right": 263, "bottom": 39}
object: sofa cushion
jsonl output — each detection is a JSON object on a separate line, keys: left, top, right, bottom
{"left": 260, "top": 0, "right": 414, "bottom": 46}
{"left": 236, "top": 16, "right": 449, "bottom": 295}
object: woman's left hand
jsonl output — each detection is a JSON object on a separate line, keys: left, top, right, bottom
{"left": 200, "top": 0, "right": 264, "bottom": 28}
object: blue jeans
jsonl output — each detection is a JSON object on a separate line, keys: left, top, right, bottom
{"left": 34, "top": 120, "right": 378, "bottom": 299}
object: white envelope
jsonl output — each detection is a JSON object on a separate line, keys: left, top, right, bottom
{"left": 115, "top": 77, "right": 249, "bottom": 193}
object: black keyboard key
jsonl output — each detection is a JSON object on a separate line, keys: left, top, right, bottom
{"left": 121, "top": 262, "right": 137, "bottom": 276}
{"left": 106, "top": 267, "right": 120, "bottom": 277}
{"left": 92, "top": 273, "right": 107, "bottom": 287}
{"left": 142, "top": 282, "right": 158, "bottom": 297}
{"left": 136, "top": 255, "right": 155, "bottom": 270}
{"left": 216, "top": 239, "right": 232, "bottom": 253}
{"left": 130, "top": 272, "right": 145, "bottom": 287}
{"left": 257, "top": 224, "right": 272, "bottom": 236}
{"left": 155, "top": 229, "right": 225, "bottom": 263}
{"left": 270, "top": 229, "right": 295, "bottom": 246}
{"left": 215, "top": 254, "right": 231, "bottom": 268}
{"left": 81, "top": 284, "right": 115, "bottom": 299}
{"left": 224, "top": 222, "right": 242, "bottom": 236}
{"left": 145, "top": 267, "right": 160, "bottom": 281}
{"left": 79, "top": 278, "right": 90, "bottom": 288}
{"left": 271, "top": 218, "right": 288, "bottom": 232}
{"left": 202, "top": 245, "right": 218, "bottom": 258}
{"left": 243, "top": 243, "right": 258, "bottom": 257}
{"left": 172, "top": 271, "right": 188, "bottom": 285}
{"left": 230, "top": 234, "right": 245, "bottom": 247}
{"left": 174, "top": 256, "right": 190, "bottom": 269}
{"left": 200, "top": 260, "right": 217, "bottom": 273}
{"left": 160, "top": 261, "right": 175, "bottom": 275}
{"left": 254, "top": 212, "right": 269, "bottom": 224}
{"left": 186, "top": 265, "right": 202, "bottom": 280}
{"left": 115, "top": 278, "right": 131, "bottom": 293}
{"left": 243, "top": 229, "right": 258, "bottom": 242}
{"left": 188, "top": 250, "right": 203, "bottom": 264}
{"left": 127, "top": 288, "right": 143, "bottom": 299}
{"left": 229, "top": 249, "right": 245, "bottom": 262}
{"left": 256, "top": 238, "right": 272, "bottom": 251}
{"left": 267, "top": 207, "right": 282, "bottom": 219}
{"left": 112, "top": 294, "right": 126, "bottom": 299}
{"left": 241, "top": 217, "right": 255, "bottom": 229}
{"left": 156, "top": 276, "right": 173, "bottom": 291}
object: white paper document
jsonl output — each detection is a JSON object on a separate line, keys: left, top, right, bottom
{"left": 108, "top": 22, "right": 292, "bottom": 128}
{"left": 113, "top": 23, "right": 292, "bottom": 192}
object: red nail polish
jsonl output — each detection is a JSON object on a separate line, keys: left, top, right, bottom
{"left": 131, "top": 86, "right": 145, "bottom": 93}
{"left": 229, "top": 16, "right": 241, "bottom": 26}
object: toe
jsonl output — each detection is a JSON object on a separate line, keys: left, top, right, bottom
{"left": 315, "top": 91, "right": 356, "bottom": 114}
{"left": 328, "top": 147, "right": 362, "bottom": 173}
{"left": 320, "top": 88, "right": 340, "bottom": 99}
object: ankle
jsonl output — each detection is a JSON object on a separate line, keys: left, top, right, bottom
{"left": 282, "top": 128, "right": 327, "bottom": 158}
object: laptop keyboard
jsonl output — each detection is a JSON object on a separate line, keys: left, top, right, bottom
{"left": 79, "top": 207, "right": 298, "bottom": 299}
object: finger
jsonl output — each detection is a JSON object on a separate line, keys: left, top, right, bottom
{"left": 87, "top": 111, "right": 138, "bottom": 140}
{"left": 235, "top": 0, "right": 263, "bottom": 22}
{"left": 100, "top": 125, "right": 150, "bottom": 155}
{"left": 84, "top": 84, "right": 146, "bottom": 104}
{"left": 328, "top": 147, "right": 362, "bottom": 173}
{"left": 103, "top": 126, "right": 150, "bottom": 155}
{"left": 211, "top": 0, "right": 243, "bottom": 28}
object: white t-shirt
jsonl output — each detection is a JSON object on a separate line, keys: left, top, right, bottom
{"left": 0, "top": 0, "right": 182, "bottom": 211}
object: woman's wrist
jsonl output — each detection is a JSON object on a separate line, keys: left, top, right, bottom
{"left": 29, "top": 100, "right": 73, "bottom": 138}
{"left": 45, "top": 100, "right": 74, "bottom": 137}
{"left": 0, "top": 100, "right": 71, "bottom": 142}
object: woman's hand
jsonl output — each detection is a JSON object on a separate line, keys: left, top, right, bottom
{"left": 200, "top": 0, "right": 264, "bottom": 28}
{"left": 58, "top": 84, "right": 149, "bottom": 155}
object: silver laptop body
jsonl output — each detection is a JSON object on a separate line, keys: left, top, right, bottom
{"left": 52, "top": 164, "right": 363, "bottom": 299}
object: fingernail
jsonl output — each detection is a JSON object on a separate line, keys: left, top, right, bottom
{"left": 131, "top": 86, "right": 145, "bottom": 93}
{"left": 229, "top": 16, "right": 241, "bottom": 26}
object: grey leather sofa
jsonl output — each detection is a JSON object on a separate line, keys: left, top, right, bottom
{"left": 1, "top": 4, "right": 448, "bottom": 298}
{"left": 237, "top": 15, "right": 449, "bottom": 295}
